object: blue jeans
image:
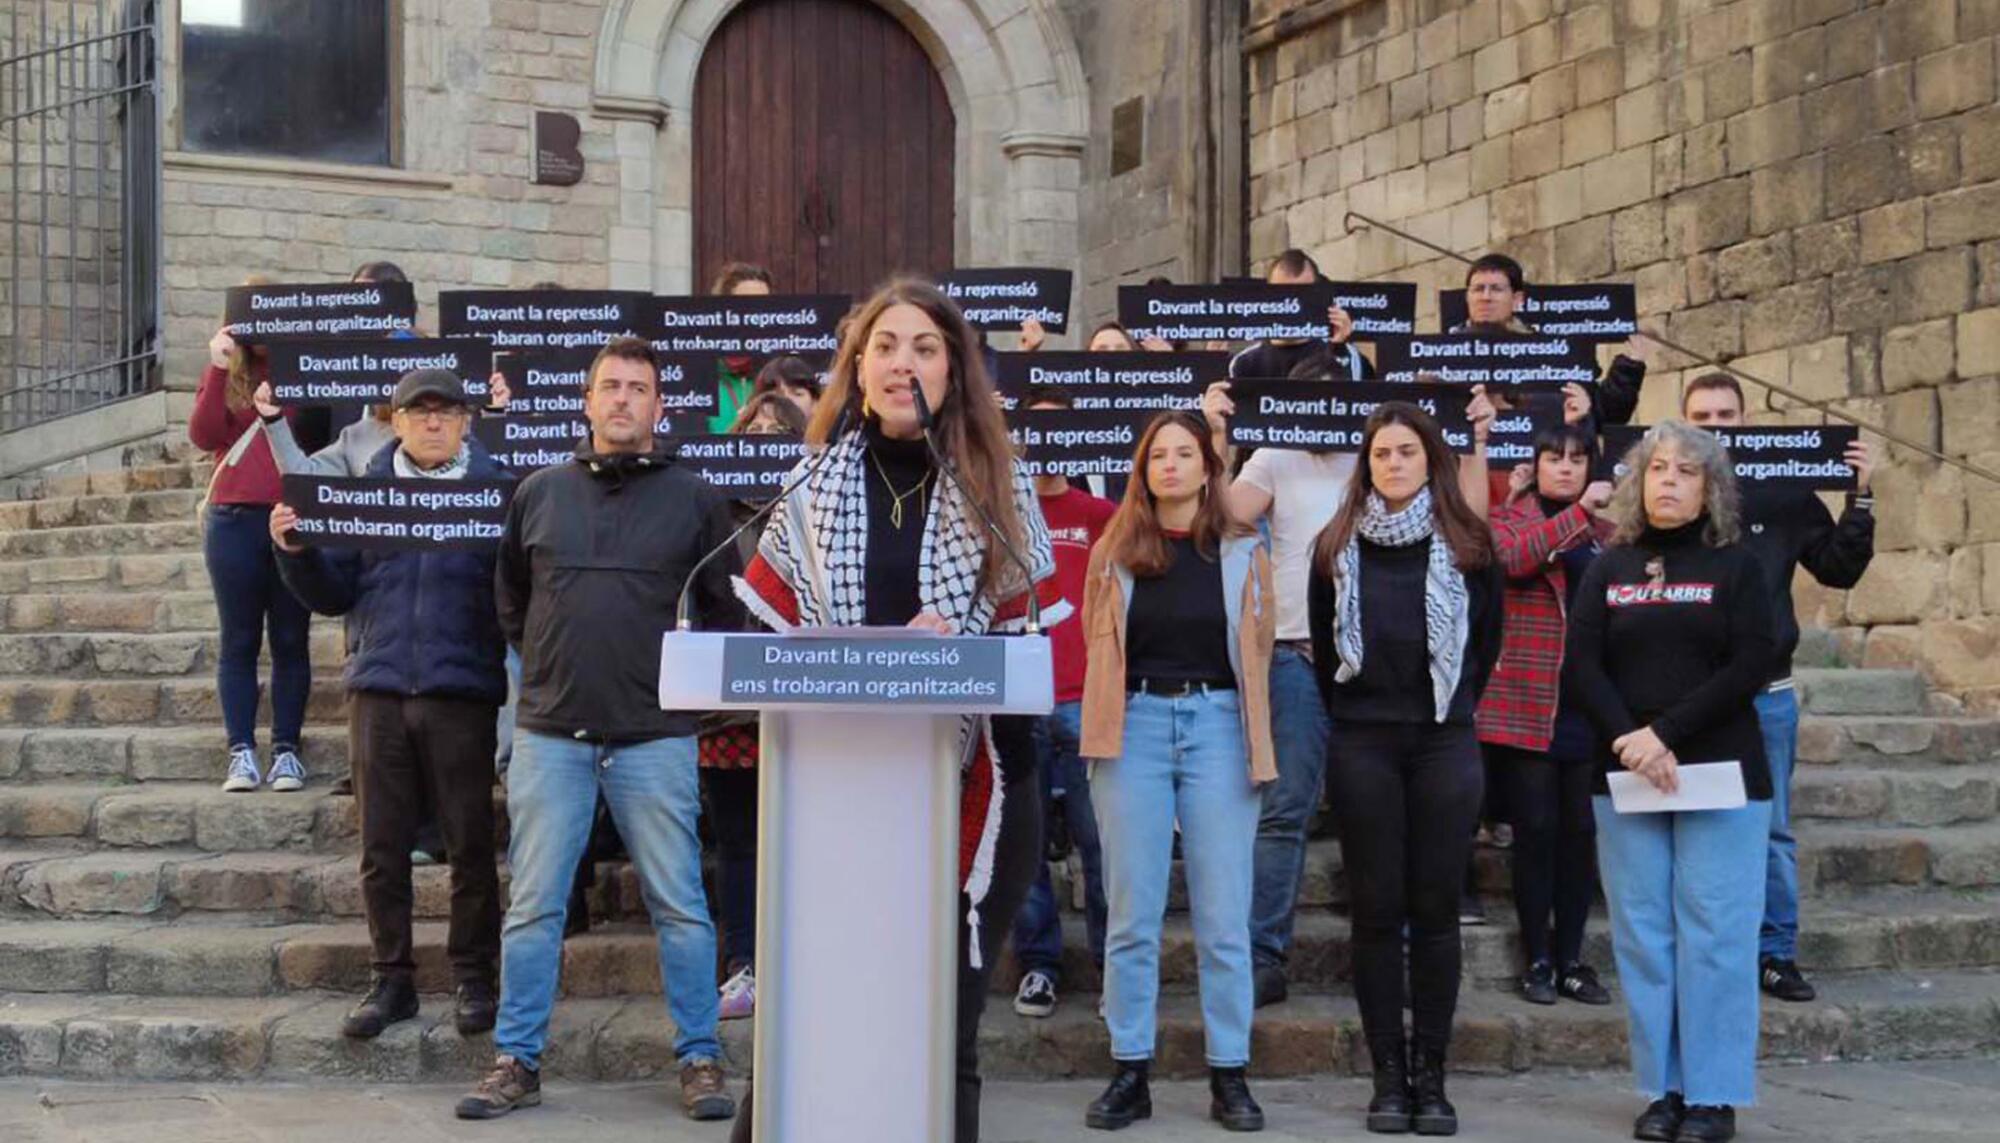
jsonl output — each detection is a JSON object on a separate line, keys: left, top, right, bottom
{"left": 495, "top": 647, "right": 522, "bottom": 777}
{"left": 496, "top": 731, "right": 719, "bottom": 1067}
{"left": 1010, "top": 702, "right": 1105, "bottom": 982}
{"left": 203, "top": 504, "right": 312, "bottom": 750}
{"left": 1594, "top": 796, "right": 1773, "bottom": 1107}
{"left": 1250, "top": 646, "right": 1330, "bottom": 969}
{"left": 1754, "top": 688, "right": 1801, "bottom": 960}
{"left": 1093, "top": 690, "right": 1261, "bottom": 1066}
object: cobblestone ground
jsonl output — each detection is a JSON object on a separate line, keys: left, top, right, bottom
{"left": 4, "top": 1060, "right": 1997, "bottom": 1142}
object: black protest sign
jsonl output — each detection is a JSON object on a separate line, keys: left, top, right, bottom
{"left": 1482, "top": 396, "right": 1567, "bottom": 468}
{"left": 1009, "top": 410, "right": 1149, "bottom": 478}
{"left": 1118, "top": 282, "right": 1334, "bottom": 344}
{"left": 493, "top": 348, "right": 719, "bottom": 427}
{"left": 474, "top": 416, "right": 588, "bottom": 473}
{"left": 672, "top": 434, "right": 810, "bottom": 499}
{"left": 1596, "top": 424, "right": 1859, "bottom": 488}
{"left": 1328, "top": 281, "right": 1418, "bottom": 336}
{"left": 438, "top": 290, "right": 648, "bottom": 350}
{"left": 1438, "top": 283, "right": 1638, "bottom": 341}
{"left": 991, "top": 351, "right": 1223, "bottom": 412}
{"left": 266, "top": 338, "right": 491, "bottom": 411}
{"left": 224, "top": 282, "right": 416, "bottom": 342}
{"left": 1374, "top": 334, "right": 1599, "bottom": 389}
{"left": 650, "top": 294, "right": 848, "bottom": 357}
{"left": 1224, "top": 380, "right": 1475, "bottom": 453}
{"left": 280, "top": 475, "right": 511, "bottom": 553}
{"left": 936, "top": 268, "right": 1072, "bottom": 333}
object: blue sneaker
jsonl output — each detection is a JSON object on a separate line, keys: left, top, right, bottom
{"left": 267, "top": 746, "right": 306, "bottom": 792}
{"left": 221, "top": 746, "right": 261, "bottom": 793}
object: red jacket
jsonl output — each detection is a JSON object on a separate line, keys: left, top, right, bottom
{"left": 188, "top": 364, "right": 284, "bottom": 505}
{"left": 1474, "top": 495, "right": 1613, "bottom": 751}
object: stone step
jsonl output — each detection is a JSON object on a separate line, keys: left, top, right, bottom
{"left": 3, "top": 459, "right": 208, "bottom": 504}
{"left": 1791, "top": 766, "right": 2000, "bottom": 827}
{"left": 1801, "top": 824, "right": 2000, "bottom": 893}
{"left": 1795, "top": 669, "right": 1929, "bottom": 716}
{"left": 1798, "top": 715, "right": 2000, "bottom": 768}
{"left": 0, "top": 677, "right": 349, "bottom": 729}
{"left": 0, "top": 728, "right": 351, "bottom": 783}
{"left": 0, "top": 969, "right": 1993, "bottom": 1082}
{"left": 0, "top": 552, "right": 210, "bottom": 597}
{"left": 0, "top": 489, "right": 205, "bottom": 534}
{"left": 0, "top": 520, "right": 204, "bottom": 561}
{"left": 0, "top": 781, "right": 358, "bottom": 853}
{"left": 0, "top": 628, "right": 345, "bottom": 678}
{"left": 0, "top": 591, "right": 221, "bottom": 634}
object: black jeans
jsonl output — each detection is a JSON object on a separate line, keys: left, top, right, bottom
{"left": 1491, "top": 744, "right": 1598, "bottom": 967}
{"left": 731, "top": 716, "right": 1041, "bottom": 1143}
{"left": 351, "top": 691, "right": 502, "bottom": 987}
{"left": 703, "top": 767, "right": 758, "bottom": 974}
{"left": 1327, "top": 721, "right": 1484, "bottom": 1055}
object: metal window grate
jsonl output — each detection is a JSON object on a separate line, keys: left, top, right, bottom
{"left": 1, "top": 0, "right": 161, "bottom": 434}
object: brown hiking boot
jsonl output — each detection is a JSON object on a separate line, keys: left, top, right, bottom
{"left": 680, "top": 1056, "right": 736, "bottom": 1121}
{"left": 455, "top": 1055, "right": 541, "bottom": 1120}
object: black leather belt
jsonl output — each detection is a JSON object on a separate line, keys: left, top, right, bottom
{"left": 1129, "top": 677, "right": 1236, "bottom": 697}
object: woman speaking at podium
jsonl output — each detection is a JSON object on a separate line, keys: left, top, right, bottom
{"left": 732, "top": 278, "right": 1063, "bottom": 1143}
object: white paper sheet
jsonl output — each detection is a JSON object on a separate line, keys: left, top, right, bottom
{"left": 1607, "top": 761, "right": 1748, "bottom": 813}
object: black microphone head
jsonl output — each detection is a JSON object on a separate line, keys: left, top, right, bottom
{"left": 910, "top": 379, "right": 936, "bottom": 431}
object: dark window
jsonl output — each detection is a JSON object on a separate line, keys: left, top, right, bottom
{"left": 179, "top": 0, "right": 392, "bottom": 165}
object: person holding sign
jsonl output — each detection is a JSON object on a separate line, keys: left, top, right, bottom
{"left": 1564, "top": 421, "right": 1777, "bottom": 1143}
{"left": 459, "top": 337, "right": 744, "bottom": 1124}
{"left": 1473, "top": 425, "right": 1617, "bottom": 1008}
{"left": 1452, "top": 253, "right": 1648, "bottom": 431}
{"left": 1305, "top": 403, "right": 1503, "bottom": 1136}
{"left": 1226, "top": 249, "right": 1374, "bottom": 383}
{"left": 729, "top": 279, "right": 1060, "bottom": 1143}
{"left": 1680, "top": 374, "right": 1876, "bottom": 1005}
{"left": 269, "top": 369, "right": 511, "bottom": 1041}
{"left": 1075, "top": 411, "right": 1276, "bottom": 1132}
{"left": 190, "top": 284, "right": 323, "bottom": 796}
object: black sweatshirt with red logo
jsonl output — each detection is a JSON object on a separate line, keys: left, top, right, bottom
{"left": 1563, "top": 517, "right": 1776, "bottom": 799}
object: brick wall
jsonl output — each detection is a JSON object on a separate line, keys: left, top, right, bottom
{"left": 1245, "top": 0, "right": 2000, "bottom": 703}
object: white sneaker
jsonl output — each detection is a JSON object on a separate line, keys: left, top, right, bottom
{"left": 267, "top": 747, "right": 306, "bottom": 792}
{"left": 719, "top": 965, "right": 756, "bottom": 1020}
{"left": 1013, "top": 970, "right": 1058, "bottom": 1018}
{"left": 221, "top": 746, "right": 261, "bottom": 792}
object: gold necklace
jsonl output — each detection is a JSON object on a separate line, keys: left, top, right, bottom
{"left": 871, "top": 452, "right": 932, "bottom": 529}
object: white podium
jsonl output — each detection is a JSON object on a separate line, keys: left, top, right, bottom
{"left": 659, "top": 628, "right": 1053, "bottom": 1143}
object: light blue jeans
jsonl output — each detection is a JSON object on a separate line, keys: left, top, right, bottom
{"left": 495, "top": 647, "right": 522, "bottom": 777}
{"left": 1092, "top": 689, "right": 1261, "bottom": 1067}
{"left": 1754, "top": 688, "right": 1801, "bottom": 960}
{"left": 1250, "top": 646, "right": 1331, "bottom": 970}
{"left": 495, "top": 730, "right": 720, "bottom": 1068}
{"left": 1593, "top": 796, "right": 1773, "bottom": 1107}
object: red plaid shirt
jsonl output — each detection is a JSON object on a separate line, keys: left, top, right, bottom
{"left": 1475, "top": 496, "right": 1612, "bottom": 751}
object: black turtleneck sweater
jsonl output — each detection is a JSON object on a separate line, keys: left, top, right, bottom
{"left": 1564, "top": 517, "right": 1776, "bottom": 798}
{"left": 862, "top": 420, "right": 935, "bottom": 627}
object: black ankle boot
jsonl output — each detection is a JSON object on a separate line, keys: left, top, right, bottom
{"left": 1410, "top": 1041, "right": 1457, "bottom": 1136}
{"left": 1365, "top": 1037, "right": 1413, "bottom": 1134}
{"left": 1085, "top": 1059, "right": 1151, "bottom": 1130}
{"left": 341, "top": 974, "right": 419, "bottom": 1039}
{"left": 1209, "top": 1066, "right": 1264, "bottom": 1132}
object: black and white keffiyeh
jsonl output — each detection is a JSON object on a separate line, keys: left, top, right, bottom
{"left": 1330, "top": 485, "right": 1469, "bottom": 723}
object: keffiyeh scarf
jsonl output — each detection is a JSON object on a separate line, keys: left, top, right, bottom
{"left": 1331, "top": 485, "right": 1469, "bottom": 723}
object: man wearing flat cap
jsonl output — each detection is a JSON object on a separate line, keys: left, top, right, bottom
{"left": 270, "top": 367, "right": 514, "bottom": 1040}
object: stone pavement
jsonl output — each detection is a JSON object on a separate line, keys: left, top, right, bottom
{"left": 5, "top": 1059, "right": 1998, "bottom": 1143}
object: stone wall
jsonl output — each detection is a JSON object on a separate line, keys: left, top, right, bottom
{"left": 1245, "top": 0, "right": 2000, "bottom": 703}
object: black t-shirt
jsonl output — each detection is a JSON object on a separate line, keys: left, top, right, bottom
{"left": 862, "top": 423, "right": 933, "bottom": 628}
{"left": 1125, "top": 533, "right": 1232, "bottom": 686}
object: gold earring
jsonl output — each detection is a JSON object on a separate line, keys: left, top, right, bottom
{"left": 861, "top": 391, "right": 873, "bottom": 417}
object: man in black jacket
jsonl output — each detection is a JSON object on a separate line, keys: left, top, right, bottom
{"left": 272, "top": 368, "right": 510, "bottom": 1042}
{"left": 1226, "top": 248, "right": 1374, "bottom": 382}
{"left": 1450, "top": 252, "right": 1651, "bottom": 431}
{"left": 1683, "top": 372, "right": 1876, "bottom": 1003}
{"left": 457, "top": 337, "right": 744, "bottom": 1124}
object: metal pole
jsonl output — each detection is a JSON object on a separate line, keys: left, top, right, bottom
{"left": 1342, "top": 209, "right": 2000, "bottom": 489}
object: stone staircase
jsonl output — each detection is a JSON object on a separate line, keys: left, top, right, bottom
{"left": 0, "top": 460, "right": 1995, "bottom": 1084}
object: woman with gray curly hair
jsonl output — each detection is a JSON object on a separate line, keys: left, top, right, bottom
{"left": 1563, "top": 420, "right": 1776, "bottom": 1143}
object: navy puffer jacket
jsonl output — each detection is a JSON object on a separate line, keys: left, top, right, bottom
{"left": 276, "top": 440, "right": 512, "bottom": 705}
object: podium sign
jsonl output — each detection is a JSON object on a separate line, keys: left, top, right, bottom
{"left": 660, "top": 630, "right": 1052, "bottom": 1143}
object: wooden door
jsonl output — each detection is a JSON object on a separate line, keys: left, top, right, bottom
{"left": 693, "top": 0, "right": 956, "bottom": 297}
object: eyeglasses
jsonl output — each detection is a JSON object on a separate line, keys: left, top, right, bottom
{"left": 400, "top": 405, "right": 467, "bottom": 424}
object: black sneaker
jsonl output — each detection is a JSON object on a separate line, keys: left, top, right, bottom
{"left": 1633, "top": 1092, "right": 1686, "bottom": 1141}
{"left": 1759, "top": 957, "right": 1816, "bottom": 1002}
{"left": 1673, "top": 1104, "right": 1735, "bottom": 1142}
{"left": 1014, "top": 970, "right": 1058, "bottom": 1018}
{"left": 1558, "top": 962, "right": 1613, "bottom": 1006}
{"left": 1209, "top": 1066, "right": 1265, "bottom": 1132}
{"left": 1520, "top": 960, "right": 1557, "bottom": 1005}
{"left": 341, "top": 975, "right": 419, "bottom": 1039}
{"left": 1252, "top": 963, "right": 1288, "bottom": 1009}
{"left": 1086, "top": 1060, "right": 1152, "bottom": 1130}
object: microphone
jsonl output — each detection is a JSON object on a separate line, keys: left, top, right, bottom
{"left": 910, "top": 381, "right": 1043, "bottom": 636}
{"left": 674, "top": 404, "right": 855, "bottom": 632}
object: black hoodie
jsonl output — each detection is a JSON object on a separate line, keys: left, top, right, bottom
{"left": 1739, "top": 485, "right": 1874, "bottom": 683}
{"left": 496, "top": 436, "right": 744, "bottom": 742}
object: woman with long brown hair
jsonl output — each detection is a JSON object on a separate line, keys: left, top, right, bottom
{"left": 1307, "top": 402, "right": 1503, "bottom": 1136}
{"left": 1076, "top": 410, "right": 1275, "bottom": 1133}
{"left": 733, "top": 277, "right": 1061, "bottom": 1143}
